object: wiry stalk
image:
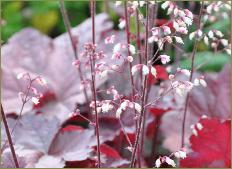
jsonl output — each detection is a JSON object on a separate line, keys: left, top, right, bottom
{"left": 2, "top": 77, "right": 33, "bottom": 152}
{"left": 1, "top": 104, "right": 19, "bottom": 168}
{"left": 125, "top": 3, "right": 141, "bottom": 166}
{"left": 90, "top": 0, "right": 101, "bottom": 167}
{"left": 181, "top": 1, "right": 204, "bottom": 147}
{"left": 140, "top": 2, "right": 157, "bottom": 159}
{"left": 130, "top": 3, "right": 150, "bottom": 167}
{"left": 59, "top": 0, "right": 89, "bottom": 103}
{"left": 135, "top": 3, "right": 143, "bottom": 90}
{"left": 124, "top": 1, "right": 136, "bottom": 104}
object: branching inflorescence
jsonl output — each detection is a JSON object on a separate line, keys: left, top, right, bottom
{"left": 1, "top": 0, "right": 231, "bottom": 168}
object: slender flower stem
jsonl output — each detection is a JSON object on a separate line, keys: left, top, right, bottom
{"left": 130, "top": 3, "right": 150, "bottom": 167}
{"left": 119, "top": 119, "right": 132, "bottom": 147}
{"left": 59, "top": 0, "right": 89, "bottom": 103}
{"left": 10, "top": 81, "right": 32, "bottom": 134}
{"left": 135, "top": 5, "right": 143, "bottom": 90}
{"left": 90, "top": 0, "right": 101, "bottom": 167}
{"left": 130, "top": 79, "right": 148, "bottom": 167}
{"left": 140, "top": 2, "right": 157, "bottom": 159}
{"left": 1, "top": 78, "right": 35, "bottom": 152}
{"left": 144, "top": 87, "right": 173, "bottom": 108}
{"left": 1, "top": 104, "right": 19, "bottom": 168}
{"left": 124, "top": 2, "right": 140, "bottom": 166}
{"left": 181, "top": 1, "right": 204, "bottom": 148}
{"left": 78, "top": 113, "right": 94, "bottom": 124}
{"left": 124, "top": 1, "right": 136, "bottom": 104}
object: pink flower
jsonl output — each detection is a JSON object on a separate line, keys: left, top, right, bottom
{"left": 178, "top": 27, "right": 188, "bottom": 34}
{"left": 162, "top": 26, "right": 171, "bottom": 35}
{"left": 104, "top": 35, "right": 115, "bottom": 44}
{"left": 118, "top": 18, "right": 126, "bottom": 29}
{"left": 36, "top": 76, "right": 47, "bottom": 86}
{"left": 177, "top": 68, "right": 191, "bottom": 76}
{"left": 174, "top": 150, "right": 187, "bottom": 159}
{"left": 160, "top": 55, "right": 171, "bottom": 64}
{"left": 31, "top": 97, "right": 40, "bottom": 105}
{"left": 127, "top": 56, "right": 133, "bottom": 62}
{"left": 131, "top": 64, "right": 150, "bottom": 76}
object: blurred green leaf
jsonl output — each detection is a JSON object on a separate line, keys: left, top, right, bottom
{"left": 204, "top": 19, "right": 230, "bottom": 34}
{"left": 183, "top": 18, "right": 230, "bottom": 52}
{"left": 180, "top": 51, "right": 230, "bottom": 72}
{"left": 2, "top": 1, "right": 24, "bottom": 41}
{"left": 31, "top": 10, "right": 59, "bottom": 34}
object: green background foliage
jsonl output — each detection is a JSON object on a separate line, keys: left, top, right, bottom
{"left": 1, "top": 1, "right": 102, "bottom": 41}
{"left": 1, "top": 1, "right": 230, "bottom": 72}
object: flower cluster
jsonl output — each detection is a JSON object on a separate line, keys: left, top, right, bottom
{"left": 112, "top": 43, "right": 136, "bottom": 60}
{"left": 168, "top": 67, "right": 207, "bottom": 96}
{"left": 116, "top": 100, "right": 141, "bottom": 118}
{"left": 17, "top": 73, "right": 47, "bottom": 106}
{"left": 106, "top": 86, "right": 121, "bottom": 100}
{"left": 148, "top": 26, "right": 172, "bottom": 47}
{"left": 90, "top": 100, "right": 114, "bottom": 114}
{"left": 131, "top": 64, "right": 157, "bottom": 77}
{"left": 162, "top": 1, "right": 194, "bottom": 34}
{"left": 2, "top": 1, "right": 231, "bottom": 168}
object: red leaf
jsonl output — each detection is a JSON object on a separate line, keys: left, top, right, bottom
{"left": 160, "top": 65, "right": 231, "bottom": 152}
{"left": 148, "top": 65, "right": 169, "bottom": 85}
{"left": 60, "top": 125, "right": 84, "bottom": 133}
{"left": 127, "top": 133, "right": 136, "bottom": 144}
{"left": 147, "top": 107, "right": 171, "bottom": 138}
{"left": 33, "top": 91, "right": 56, "bottom": 109}
{"left": 155, "top": 19, "right": 174, "bottom": 29}
{"left": 100, "top": 144, "right": 121, "bottom": 159}
{"left": 180, "top": 118, "right": 231, "bottom": 168}
{"left": 65, "top": 159, "right": 96, "bottom": 168}
{"left": 149, "top": 107, "right": 171, "bottom": 116}
{"left": 146, "top": 115, "right": 161, "bottom": 138}
{"left": 99, "top": 144, "right": 130, "bottom": 167}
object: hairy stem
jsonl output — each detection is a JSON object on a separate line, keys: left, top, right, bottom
{"left": 130, "top": 3, "right": 150, "bottom": 167}
{"left": 90, "top": 0, "right": 101, "bottom": 167}
{"left": 1, "top": 104, "right": 19, "bottom": 168}
{"left": 181, "top": 1, "right": 204, "bottom": 148}
{"left": 59, "top": 0, "right": 89, "bottom": 103}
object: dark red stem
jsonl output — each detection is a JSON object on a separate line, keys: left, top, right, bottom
{"left": 124, "top": 1, "right": 136, "bottom": 104}
{"left": 135, "top": 6, "right": 143, "bottom": 91}
{"left": 140, "top": 3, "right": 157, "bottom": 159}
{"left": 130, "top": 3, "right": 150, "bottom": 167}
{"left": 59, "top": 0, "right": 89, "bottom": 103}
{"left": 181, "top": 1, "right": 204, "bottom": 147}
{"left": 90, "top": 0, "right": 101, "bottom": 167}
{"left": 1, "top": 104, "right": 19, "bottom": 168}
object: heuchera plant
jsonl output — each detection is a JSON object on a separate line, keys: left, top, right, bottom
{"left": 1, "top": 0, "right": 231, "bottom": 168}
